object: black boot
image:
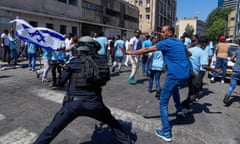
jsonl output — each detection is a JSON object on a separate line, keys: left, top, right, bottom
{"left": 223, "top": 94, "right": 230, "bottom": 105}
{"left": 155, "top": 90, "right": 161, "bottom": 100}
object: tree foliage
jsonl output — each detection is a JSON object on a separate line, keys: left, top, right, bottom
{"left": 205, "top": 18, "right": 227, "bottom": 40}
{"left": 185, "top": 24, "right": 194, "bottom": 37}
{"left": 205, "top": 7, "right": 233, "bottom": 41}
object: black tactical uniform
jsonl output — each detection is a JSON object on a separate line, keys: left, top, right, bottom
{"left": 34, "top": 36, "right": 131, "bottom": 144}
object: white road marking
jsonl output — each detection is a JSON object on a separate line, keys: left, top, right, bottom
{"left": 32, "top": 88, "right": 222, "bottom": 143}
{"left": 0, "top": 127, "right": 37, "bottom": 144}
{"left": 0, "top": 114, "right": 6, "bottom": 121}
{"left": 32, "top": 88, "right": 160, "bottom": 132}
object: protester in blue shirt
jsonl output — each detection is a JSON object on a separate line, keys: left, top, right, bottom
{"left": 121, "top": 25, "right": 190, "bottom": 142}
{"left": 142, "top": 34, "right": 152, "bottom": 76}
{"left": 181, "top": 36, "right": 220, "bottom": 113}
{"left": 8, "top": 30, "right": 18, "bottom": 65}
{"left": 111, "top": 35, "right": 125, "bottom": 74}
{"left": 26, "top": 41, "right": 38, "bottom": 71}
{"left": 95, "top": 31, "right": 108, "bottom": 56}
{"left": 223, "top": 49, "right": 240, "bottom": 105}
{"left": 36, "top": 48, "right": 52, "bottom": 82}
{"left": 50, "top": 48, "right": 65, "bottom": 87}
{"left": 147, "top": 49, "right": 164, "bottom": 99}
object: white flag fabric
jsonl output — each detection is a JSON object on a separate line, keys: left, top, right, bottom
{"left": 9, "top": 18, "right": 65, "bottom": 50}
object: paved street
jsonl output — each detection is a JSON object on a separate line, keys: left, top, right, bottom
{"left": 0, "top": 60, "right": 240, "bottom": 144}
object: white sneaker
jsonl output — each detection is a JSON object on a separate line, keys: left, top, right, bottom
{"left": 221, "top": 80, "right": 225, "bottom": 84}
{"left": 210, "top": 77, "right": 215, "bottom": 83}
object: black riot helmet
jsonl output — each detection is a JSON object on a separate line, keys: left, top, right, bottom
{"left": 72, "top": 36, "right": 101, "bottom": 56}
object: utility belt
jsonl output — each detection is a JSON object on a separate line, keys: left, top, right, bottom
{"left": 62, "top": 95, "right": 99, "bottom": 105}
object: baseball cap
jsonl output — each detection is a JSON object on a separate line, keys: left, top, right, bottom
{"left": 219, "top": 35, "right": 226, "bottom": 42}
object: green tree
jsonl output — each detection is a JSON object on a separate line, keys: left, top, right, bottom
{"left": 205, "top": 7, "right": 232, "bottom": 41}
{"left": 205, "top": 18, "right": 227, "bottom": 41}
{"left": 185, "top": 24, "right": 194, "bottom": 37}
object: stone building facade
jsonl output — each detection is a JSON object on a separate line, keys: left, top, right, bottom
{"left": 124, "top": 0, "right": 176, "bottom": 35}
{"left": 0, "top": 0, "right": 139, "bottom": 39}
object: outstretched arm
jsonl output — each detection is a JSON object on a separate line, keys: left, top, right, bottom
{"left": 202, "top": 65, "right": 221, "bottom": 74}
{"left": 120, "top": 45, "right": 158, "bottom": 55}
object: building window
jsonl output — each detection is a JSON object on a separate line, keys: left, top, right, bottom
{"left": 58, "top": 0, "right": 77, "bottom": 6}
{"left": 82, "top": 0, "right": 103, "bottom": 13}
{"left": 69, "top": 0, "right": 77, "bottom": 6}
{"left": 46, "top": 23, "right": 54, "bottom": 29}
{"left": 29, "top": 21, "right": 38, "bottom": 27}
{"left": 146, "top": 14, "right": 150, "bottom": 20}
{"left": 72, "top": 26, "right": 77, "bottom": 36}
{"left": 58, "top": 0, "right": 66, "bottom": 3}
{"left": 139, "top": 0, "right": 143, "bottom": 6}
{"left": 139, "top": 14, "right": 142, "bottom": 21}
{"left": 146, "top": 8, "right": 150, "bottom": 13}
{"left": 60, "top": 25, "right": 66, "bottom": 35}
{"left": 146, "top": 0, "right": 150, "bottom": 8}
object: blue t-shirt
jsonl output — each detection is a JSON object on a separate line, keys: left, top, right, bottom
{"left": 142, "top": 39, "right": 152, "bottom": 56}
{"left": 8, "top": 36, "right": 16, "bottom": 50}
{"left": 233, "top": 49, "right": 240, "bottom": 71}
{"left": 149, "top": 51, "right": 164, "bottom": 71}
{"left": 188, "top": 46, "right": 208, "bottom": 73}
{"left": 114, "top": 39, "right": 125, "bottom": 57}
{"left": 142, "top": 39, "right": 152, "bottom": 48}
{"left": 96, "top": 36, "right": 108, "bottom": 56}
{"left": 27, "top": 42, "right": 37, "bottom": 54}
{"left": 155, "top": 38, "right": 190, "bottom": 79}
{"left": 41, "top": 48, "right": 52, "bottom": 60}
{"left": 51, "top": 50, "right": 65, "bottom": 61}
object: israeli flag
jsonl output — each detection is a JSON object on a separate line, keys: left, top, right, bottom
{"left": 10, "top": 18, "right": 65, "bottom": 51}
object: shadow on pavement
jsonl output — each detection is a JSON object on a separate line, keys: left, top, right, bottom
{"left": 197, "top": 88, "right": 214, "bottom": 100}
{"left": 80, "top": 120, "right": 137, "bottom": 144}
{"left": 224, "top": 95, "right": 240, "bottom": 107}
{"left": 192, "top": 102, "right": 222, "bottom": 114}
{"left": 0, "top": 75, "right": 11, "bottom": 78}
{"left": 136, "top": 78, "right": 149, "bottom": 84}
{"left": 170, "top": 102, "right": 222, "bottom": 126}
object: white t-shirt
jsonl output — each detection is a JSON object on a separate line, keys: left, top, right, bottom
{"left": 1, "top": 33, "right": 10, "bottom": 46}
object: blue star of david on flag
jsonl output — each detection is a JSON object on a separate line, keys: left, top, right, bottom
{"left": 10, "top": 18, "right": 65, "bottom": 51}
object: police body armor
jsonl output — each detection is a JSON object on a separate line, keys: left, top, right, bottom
{"left": 68, "top": 53, "right": 110, "bottom": 89}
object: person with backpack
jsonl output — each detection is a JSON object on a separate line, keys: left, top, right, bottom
{"left": 34, "top": 36, "right": 132, "bottom": 144}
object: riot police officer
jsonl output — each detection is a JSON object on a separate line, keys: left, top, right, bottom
{"left": 34, "top": 36, "right": 132, "bottom": 144}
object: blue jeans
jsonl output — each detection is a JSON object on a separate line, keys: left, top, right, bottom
{"left": 159, "top": 76, "right": 187, "bottom": 132}
{"left": 226, "top": 71, "right": 240, "bottom": 95}
{"left": 148, "top": 70, "right": 161, "bottom": 91}
{"left": 141, "top": 54, "right": 149, "bottom": 75}
{"left": 10, "top": 49, "right": 18, "bottom": 64}
{"left": 212, "top": 57, "right": 228, "bottom": 80}
{"left": 28, "top": 53, "right": 37, "bottom": 69}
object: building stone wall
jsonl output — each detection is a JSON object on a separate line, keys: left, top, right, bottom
{"left": 178, "top": 18, "right": 205, "bottom": 38}
{"left": 0, "top": 0, "right": 139, "bottom": 39}
{"left": 124, "top": 0, "right": 176, "bottom": 35}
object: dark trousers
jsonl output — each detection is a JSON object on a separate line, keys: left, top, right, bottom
{"left": 2, "top": 46, "right": 10, "bottom": 63}
{"left": 34, "top": 96, "right": 130, "bottom": 144}
{"left": 51, "top": 60, "right": 64, "bottom": 85}
{"left": 182, "top": 73, "right": 201, "bottom": 109}
{"left": 199, "top": 71, "right": 206, "bottom": 91}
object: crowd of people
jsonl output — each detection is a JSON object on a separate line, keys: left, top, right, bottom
{"left": 1, "top": 25, "right": 240, "bottom": 143}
